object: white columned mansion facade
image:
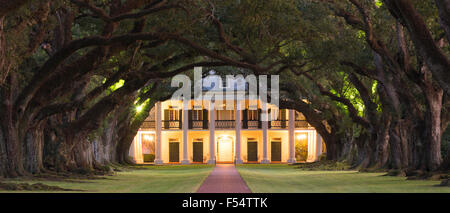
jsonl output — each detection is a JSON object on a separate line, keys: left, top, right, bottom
{"left": 129, "top": 77, "right": 325, "bottom": 164}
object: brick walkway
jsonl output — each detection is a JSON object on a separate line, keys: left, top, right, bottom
{"left": 197, "top": 164, "right": 251, "bottom": 193}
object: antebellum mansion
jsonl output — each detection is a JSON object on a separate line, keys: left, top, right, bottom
{"left": 128, "top": 73, "right": 325, "bottom": 164}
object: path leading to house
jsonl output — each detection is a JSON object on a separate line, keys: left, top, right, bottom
{"left": 197, "top": 164, "right": 251, "bottom": 193}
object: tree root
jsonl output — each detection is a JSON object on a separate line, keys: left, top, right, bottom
{"left": 436, "top": 179, "right": 449, "bottom": 187}
{"left": 402, "top": 170, "right": 449, "bottom": 181}
{"left": 294, "top": 160, "right": 351, "bottom": 171}
{"left": 0, "top": 181, "right": 79, "bottom": 191}
{"left": 385, "top": 169, "right": 407, "bottom": 177}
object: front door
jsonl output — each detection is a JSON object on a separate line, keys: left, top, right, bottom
{"left": 247, "top": 142, "right": 258, "bottom": 162}
{"left": 271, "top": 142, "right": 282, "bottom": 162}
{"left": 217, "top": 137, "right": 233, "bottom": 162}
{"left": 169, "top": 142, "right": 180, "bottom": 162}
{"left": 193, "top": 142, "right": 203, "bottom": 163}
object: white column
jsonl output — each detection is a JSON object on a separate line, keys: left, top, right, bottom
{"left": 181, "top": 101, "right": 190, "bottom": 164}
{"left": 207, "top": 101, "right": 216, "bottom": 164}
{"left": 287, "top": 110, "right": 296, "bottom": 163}
{"left": 261, "top": 102, "right": 270, "bottom": 164}
{"left": 307, "top": 131, "right": 317, "bottom": 162}
{"left": 316, "top": 132, "right": 323, "bottom": 160}
{"left": 235, "top": 100, "right": 243, "bottom": 164}
{"left": 154, "top": 102, "right": 163, "bottom": 165}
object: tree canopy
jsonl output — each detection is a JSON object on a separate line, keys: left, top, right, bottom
{"left": 0, "top": 0, "right": 448, "bottom": 178}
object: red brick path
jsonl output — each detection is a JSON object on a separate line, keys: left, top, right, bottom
{"left": 197, "top": 164, "right": 251, "bottom": 193}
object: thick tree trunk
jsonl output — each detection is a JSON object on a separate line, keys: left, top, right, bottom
{"left": 42, "top": 120, "right": 118, "bottom": 174}
{"left": 116, "top": 108, "right": 137, "bottom": 164}
{"left": 373, "top": 116, "right": 391, "bottom": 169}
{"left": 353, "top": 132, "right": 372, "bottom": 168}
{"left": 0, "top": 125, "right": 26, "bottom": 177}
{"left": 116, "top": 98, "right": 158, "bottom": 165}
{"left": 422, "top": 81, "right": 443, "bottom": 171}
{"left": 325, "top": 142, "right": 339, "bottom": 161}
{"left": 389, "top": 120, "right": 411, "bottom": 170}
{"left": 0, "top": 74, "right": 26, "bottom": 177}
{"left": 323, "top": 136, "right": 345, "bottom": 161}
{"left": 43, "top": 126, "right": 70, "bottom": 172}
{"left": 116, "top": 131, "right": 136, "bottom": 165}
{"left": 280, "top": 99, "right": 347, "bottom": 162}
{"left": 71, "top": 139, "right": 95, "bottom": 172}
{"left": 22, "top": 126, "right": 45, "bottom": 174}
{"left": 93, "top": 117, "right": 119, "bottom": 165}
{"left": 0, "top": 126, "right": 5, "bottom": 177}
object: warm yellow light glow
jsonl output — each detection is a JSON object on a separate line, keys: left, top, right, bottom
{"left": 297, "top": 134, "right": 307, "bottom": 140}
{"left": 136, "top": 105, "right": 143, "bottom": 112}
{"left": 218, "top": 136, "right": 233, "bottom": 162}
{"left": 218, "top": 135, "right": 232, "bottom": 140}
{"left": 143, "top": 135, "right": 153, "bottom": 141}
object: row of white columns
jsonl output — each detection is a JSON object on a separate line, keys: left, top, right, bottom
{"left": 288, "top": 109, "right": 296, "bottom": 163}
{"left": 181, "top": 101, "right": 190, "bottom": 164}
{"left": 207, "top": 101, "right": 216, "bottom": 164}
{"left": 260, "top": 102, "right": 270, "bottom": 164}
{"left": 152, "top": 101, "right": 321, "bottom": 165}
{"left": 235, "top": 100, "right": 243, "bottom": 164}
{"left": 154, "top": 102, "right": 163, "bottom": 164}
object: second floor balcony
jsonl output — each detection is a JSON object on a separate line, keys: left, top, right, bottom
{"left": 141, "top": 119, "right": 311, "bottom": 130}
{"left": 215, "top": 120, "right": 235, "bottom": 129}
{"left": 163, "top": 120, "right": 182, "bottom": 129}
{"left": 140, "top": 106, "right": 312, "bottom": 130}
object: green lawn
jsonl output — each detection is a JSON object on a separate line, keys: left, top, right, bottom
{"left": 236, "top": 164, "right": 450, "bottom": 193}
{"left": 0, "top": 165, "right": 214, "bottom": 193}
{"left": 2, "top": 164, "right": 448, "bottom": 193}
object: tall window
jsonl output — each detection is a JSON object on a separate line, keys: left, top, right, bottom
{"left": 248, "top": 110, "right": 259, "bottom": 120}
{"left": 271, "top": 109, "right": 279, "bottom": 121}
{"left": 216, "top": 110, "right": 234, "bottom": 120}
{"left": 168, "top": 106, "right": 179, "bottom": 121}
{"left": 192, "top": 110, "right": 203, "bottom": 120}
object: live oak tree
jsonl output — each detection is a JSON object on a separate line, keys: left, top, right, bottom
{"left": 0, "top": 0, "right": 448, "bottom": 179}
{"left": 0, "top": 0, "right": 302, "bottom": 177}
{"left": 0, "top": 0, "right": 232, "bottom": 177}
{"left": 277, "top": 0, "right": 449, "bottom": 172}
{"left": 233, "top": 0, "right": 449, "bottom": 173}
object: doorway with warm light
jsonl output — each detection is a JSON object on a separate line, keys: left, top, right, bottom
{"left": 217, "top": 136, "right": 234, "bottom": 163}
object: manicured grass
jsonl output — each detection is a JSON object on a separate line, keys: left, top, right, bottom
{"left": 236, "top": 164, "right": 450, "bottom": 193}
{"left": 0, "top": 165, "right": 214, "bottom": 193}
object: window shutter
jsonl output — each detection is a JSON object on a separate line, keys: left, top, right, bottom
{"left": 164, "top": 109, "right": 169, "bottom": 129}
{"left": 281, "top": 109, "right": 287, "bottom": 128}
{"left": 188, "top": 110, "right": 193, "bottom": 129}
{"left": 268, "top": 108, "right": 272, "bottom": 128}
{"left": 243, "top": 109, "right": 248, "bottom": 129}
{"left": 258, "top": 109, "right": 262, "bottom": 129}
{"left": 178, "top": 109, "right": 182, "bottom": 129}
{"left": 202, "top": 109, "right": 208, "bottom": 129}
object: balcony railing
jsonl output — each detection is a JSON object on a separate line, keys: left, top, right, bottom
{"left": 150, "top": 119, "right": 311, "bottom": 130}
{"left": 269, "top": 120, "right": 288, "bottom": 129}
{"left": 163, "top": 120, "right": 181, "bottom": 129}
{"left": 190, "top": 120, "right": 208, "bottom": 129}
{"left": 141, "top": 121, "right": 155, "bottom": 129}
{"left": 215, "top": 120, "right": 235, "bottom": 129}
{"left": 244, "top": 120, "right": 260, "bottom": 129}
